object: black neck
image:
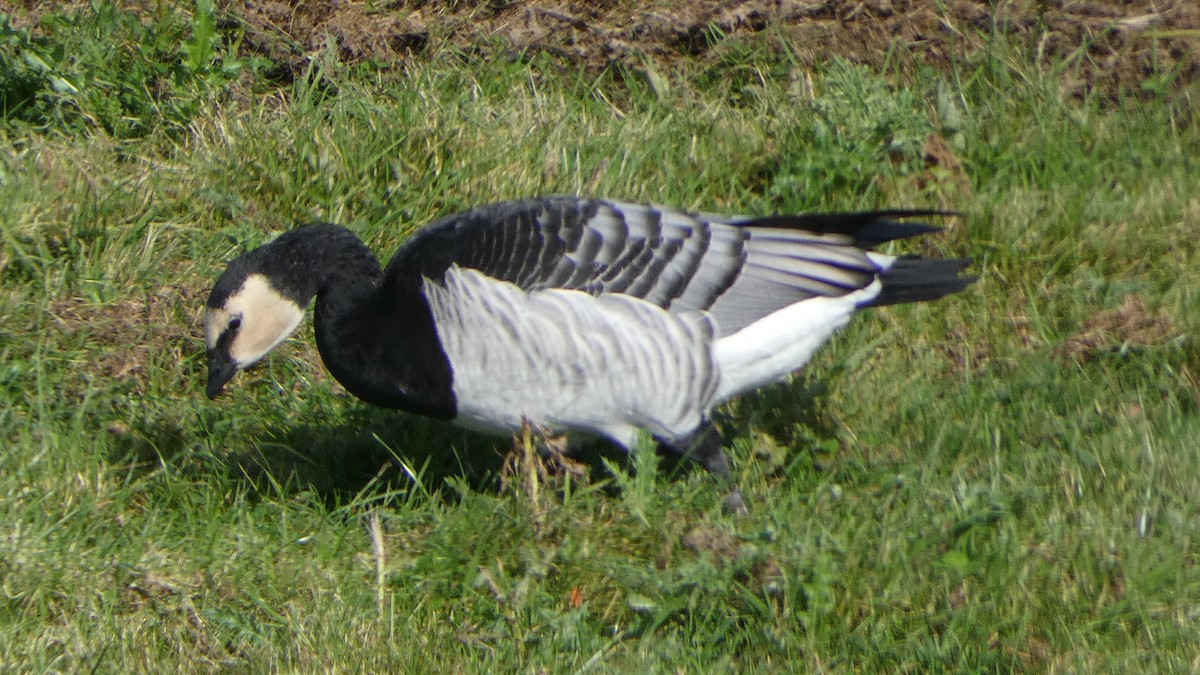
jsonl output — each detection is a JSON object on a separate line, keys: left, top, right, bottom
{"left": 270, "top": 224, "right": 456, "bottom": 418}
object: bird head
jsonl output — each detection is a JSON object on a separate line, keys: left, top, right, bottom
{"left": 203, "top": 252, "right": 305, "bottom": 399}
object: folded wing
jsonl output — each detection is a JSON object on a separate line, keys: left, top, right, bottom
{"left": 386, "top": 196, "right": 965, "bottom": 336}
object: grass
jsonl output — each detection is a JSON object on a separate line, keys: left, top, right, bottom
{"left": 2, "top": 4, "right": 1200, "bottom": 672}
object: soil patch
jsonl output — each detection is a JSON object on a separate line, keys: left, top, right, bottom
{"left": 1061, "top": 294, "right": 1179, "bottom": 360}
{"left": 3, "top": 1, "right": 1195, "bottom": 94}
{"left": 225, "top": 0, "right": 1199, "bottom": 96}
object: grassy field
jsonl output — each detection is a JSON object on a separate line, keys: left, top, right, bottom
{"left": 2, "top": 4, "right": 1199, "bottom": 671}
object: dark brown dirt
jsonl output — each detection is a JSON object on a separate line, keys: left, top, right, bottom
{"left": 225, "top": 0, "right": 1199, "bottom": 96}
{"left": 3, "top": 1, "right": 1195, "bottom": 94}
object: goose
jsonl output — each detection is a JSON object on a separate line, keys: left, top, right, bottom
{"left": 203, "top": 196, "right": 975, "bottom": 512}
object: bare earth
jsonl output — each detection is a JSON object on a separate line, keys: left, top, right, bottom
{"left": 2, "top": 1, "right": 1196, "bottom": 95}
{"left": 229, "top": 0, "right": 1199, "bottom": 95}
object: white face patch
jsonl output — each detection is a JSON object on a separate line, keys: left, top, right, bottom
{"left": 205, "top": 274, "right": 304, "bottom": 368}
{"left": 204, "top": 306, "right": 231, "bottom": 350}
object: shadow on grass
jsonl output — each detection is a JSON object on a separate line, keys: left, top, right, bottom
{"left": 719, "top": 375, "right": 839, "bottom": 453}
{"left": 107, "top": 406, "right": 509, "bottom": 507}
{"left": 108, "top": 372, "right": 839, "bottom": 509}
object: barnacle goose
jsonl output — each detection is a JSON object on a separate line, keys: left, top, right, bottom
{"left": 204, "top": 196, "right": 975, "bottom": 512}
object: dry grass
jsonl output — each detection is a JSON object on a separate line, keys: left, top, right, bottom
{"left": 1061, "top": 294, "right": 1180, "bottom": 360}
{"left": 200, "top": 0, "right": 1200, "bottom": 98}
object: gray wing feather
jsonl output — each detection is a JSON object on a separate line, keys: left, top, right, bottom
{"left": 392, "top": 196, "right": 911, "bottom": 336}
{"left": 750, "top": 253, "right": 871, "bottom": 289}
{"left": 746, "top": 237, "right": 875, "bottom": 270}
{"left": 580, "top": 201, "right": 890, "bottom": 334}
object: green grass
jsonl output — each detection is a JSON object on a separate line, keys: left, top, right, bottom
{"left": 2, "top": 4, "right": 1200, "bottom": 672}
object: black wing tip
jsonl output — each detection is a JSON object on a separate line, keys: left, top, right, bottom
{"left": 869, "top": 256, "right": 977, "bottom": 307}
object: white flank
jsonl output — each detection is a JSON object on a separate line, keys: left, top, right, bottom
{"left": 712, "top": 279, "right": 883, "bottom": 402}
{"left": 424, "top": 266, "right": 720, "bottom": 448}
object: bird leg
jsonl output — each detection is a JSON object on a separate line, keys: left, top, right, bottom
{"left": 537, "top": 429, "right": 589, "bottom": 480}
{"left": 658, "top": 421, "right": 748, "bottom": 515}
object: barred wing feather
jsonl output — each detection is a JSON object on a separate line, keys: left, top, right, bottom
{"left": 386, "top": 196, "right": 949, "bottom": 336}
